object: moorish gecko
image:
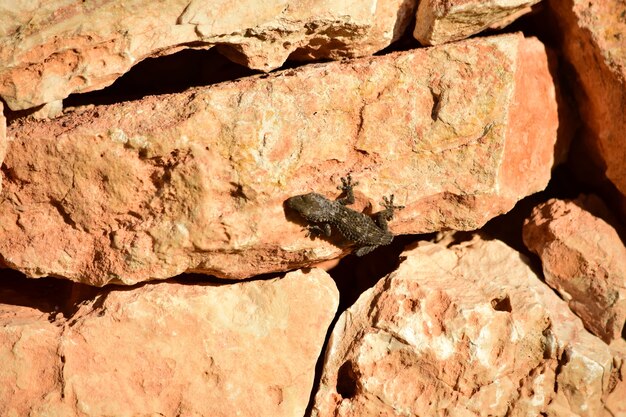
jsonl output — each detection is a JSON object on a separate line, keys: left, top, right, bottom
{"left": 286, "top": 174, "right": 403, "bottom": 256}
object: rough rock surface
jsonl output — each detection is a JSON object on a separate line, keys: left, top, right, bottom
{"left": 0, "top": 34, "right": 559, "bottom": 285}
{"left": 523, "top": 196, "right": 626, "bottom": 343}
{"left": 311, "top": 235, "right": 625, "bottom": 417}
{"left": 0, "top": 268, "right": 338, "bottom": 417}
{"left": 0, "top": 0, "right": 416, "bottom": 111}
{"left": 414, "top": 0, "right": 541, "bottom": 45}
{"left": 548, "top": 0, "right": 626, "bottom": 215}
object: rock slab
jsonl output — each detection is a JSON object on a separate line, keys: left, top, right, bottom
{"left": 0, "top": 268, "right": 339, "bottom": 417}
{"left": 0, "top": 0, "right": 416, "bottom": 110}
{"left": 0, "top": 34, "right": 559, "bottom": 285}
{"left": 312, "top": 235, "right": 625, "bottom": 417}
{"left": 523, "top": 196, "right": 626, "bottom": 343}
{"left": 414, "top": 0, "right": 541, "bottom": 45}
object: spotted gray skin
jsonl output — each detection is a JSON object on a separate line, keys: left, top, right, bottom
{"left": 286, "top": 175, "right": 403, "bottom": 256}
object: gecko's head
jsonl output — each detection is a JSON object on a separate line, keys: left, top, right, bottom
{"left": 285, "top": 193, "right": 332, "bottom": 222}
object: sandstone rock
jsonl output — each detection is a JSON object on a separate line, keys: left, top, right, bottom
{"left": 523, "top": 196, "right": 626, "bottom": 343}
{"left": 311, "top": 235, "right": 624, "bottom": 417}
{"left": 0, "top": 268, "right": 338, "bottom": 417}
{"left": 548, "top": 0, "right": 626, "bottom": 216}
{"left": 0, "top": 0, "right": 416, "bottom": 111}
{"left": 414, "top": 0, "right": 541, "bottom": 45}
{"left": 0, "top": 34, "right": 559, "bottom": 285}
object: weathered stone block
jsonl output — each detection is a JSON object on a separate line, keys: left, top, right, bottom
{"left": 0, "top": 268, "right": 338, "bottom": 417}
{"left": 0, "top": 34, "right": 559, "bottom": 284}
{"left": 312, "top": 235, "right": 625, "bottom": 417}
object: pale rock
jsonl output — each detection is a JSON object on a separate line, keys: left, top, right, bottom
{"left": 523, "top": 196, "right": 626, "bottom": 343}
{"left": 0, "top": 0, "right": 416, "bottom": 111}
{"left": 548, "top": 0, "right": 626, "bottom": 216}
{"left": 0, "top": 34, "right": 559, "bottom": 285}
{"left": 414, "top": 0, "right": 541, "bottom": 45}
{"left": 311, "top": 235, "right": 624, "bottom": 417}
{"left": 30, "top": 100, "right": 64, "bottom": 120}
{"left": 0, "top": 268, "right": 338, "bottom": 417}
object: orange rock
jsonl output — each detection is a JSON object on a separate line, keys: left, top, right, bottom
{"left": 312, "top": 235, "right": 625, "bottom": 417}
{"left": 414, "top": 0, "right": 541, "bottom": 45}
{"left": 0, "top": 268, "right": 338, "bottom": 416}
{"left": 0, "top": 34, "right": 559, "bottom": 285}
{"left": 0, "top": 0, "right": 415, "bottom": 110}
{"left": 523, "top": 196, "right": 626, "bottom": 343}
{"left": 548, "top": 0, "right": 626, "bottom": 216}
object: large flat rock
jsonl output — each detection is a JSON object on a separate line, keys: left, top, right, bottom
{"left": 0, "top": 268, "right": 338, "bottom": 416}
{"left": 0, "top": 34, "right": 559, "bottom": 285}
{"left": 0, "top": 0, "right": 416, "bottom": 110}
{"left": 311, "top": 235, "right": 625, "bottom": 417}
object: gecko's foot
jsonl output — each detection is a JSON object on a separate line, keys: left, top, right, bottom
{"left": 338, "top": 173, "right": 359, "bottom": 193}
{"left": 382, "top": 195, "right": 404, "bottom": 213}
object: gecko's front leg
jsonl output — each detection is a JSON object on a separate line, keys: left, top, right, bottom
{"left": 336, "top": 174, "right": 358, "bottom": 206}
{"left": 306, "top": 223, "right": 332, "bottom": 239}
{"left": 375, "top": 194, "right": 404, "bottom": 231}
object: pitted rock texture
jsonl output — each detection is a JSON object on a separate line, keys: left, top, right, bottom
{"left": 0, "top": 0, "right": 416, "bottom": 111}
{"left": 523, "top": 196, "right": 626, "bottom": 343}
{"left": 0, "top": 34, "right": 559, "bottom": 285}
{"left": 0, "top": 268, "right": 338, "bottom": 417}
{"left": 548, "top": 0, "right": 626, "bottom": 216}
{"left": 311, "top": 235, "right": 625, "bottom": 417}
{"left": 414, "top": 0, "right": 541, "bottom": 45}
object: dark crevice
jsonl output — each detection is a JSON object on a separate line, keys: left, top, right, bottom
{"left": 491, "top": 295, "right": 512, "bottom": 312}
{"left": 335, "top": 360, "right": 360, "bottom": 399}
{"left": 63, "top": 47, "right": 261, "bottom": 108}
{"left": 0, "top": 268, "right": 95, "bottom": 320}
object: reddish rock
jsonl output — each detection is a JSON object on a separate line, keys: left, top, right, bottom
{"left": 523, "top": 196, "right": 626, "bottom": 343}
{"left": 414, "top": 0, "right": 541, "bottom": 45}
{"left": 0, "top": 302, "right": 64, "bottom": 416}
{"left": 0, "top": 268, "right": 338, "bottom": 416}
{"left": 0, "top": 34, "right": 559, "bottom": 285}
{"left": 0, "top": 0, "right": 416, "bottom": 111}
{"left": 548, "top": 0, "right": 626, "bottom": 216}
{"left": 312, "top": 235, "right": 625, "bottom": 417}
